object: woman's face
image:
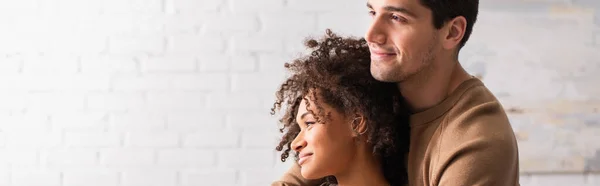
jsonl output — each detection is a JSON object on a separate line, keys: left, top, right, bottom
{"left": 291, "top": 97, "right": 359, "bottom": 179}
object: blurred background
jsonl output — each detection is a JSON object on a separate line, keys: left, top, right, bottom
{"left": 0, "top": 0, "right": 598, "bottom": 185}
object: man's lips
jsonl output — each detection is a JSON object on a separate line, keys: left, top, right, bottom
{"left": 371, "top": 51, "right": 396, "bottom": 56}
{"left": 371, "top": 51, "right": 397, "bottom": 60}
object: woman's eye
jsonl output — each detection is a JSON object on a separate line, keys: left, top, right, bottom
{"left": 368, "top": 11, "right": 375, "bottom": 16}
{"left": 305, "top": 121, "right": 316, "bottom": 127}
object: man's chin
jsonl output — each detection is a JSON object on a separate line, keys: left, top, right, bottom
{"left": 371, "top": 69, "right": 402, "bottom": 83}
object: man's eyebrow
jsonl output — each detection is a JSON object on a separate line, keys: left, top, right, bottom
{"left": 367, "top": 2, "right": 418, "bottom": 18}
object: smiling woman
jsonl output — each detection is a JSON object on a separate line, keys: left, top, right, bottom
{"left": 270, "top": 29, "right": 411, "bottom": 186}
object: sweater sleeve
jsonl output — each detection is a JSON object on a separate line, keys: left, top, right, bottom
{"left": 434, "top": 102, "right": 520, "bottom": 186}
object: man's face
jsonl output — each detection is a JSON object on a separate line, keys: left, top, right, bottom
{"left": 365, "top": 0, "right": 442, "bottom": 82}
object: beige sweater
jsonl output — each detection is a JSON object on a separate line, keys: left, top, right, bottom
{"left": 271, "top": 78, "right": 520, "bottom": 186}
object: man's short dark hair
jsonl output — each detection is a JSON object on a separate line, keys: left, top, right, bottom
{"left": 420, "top": 0, "right": 479, "bottom": 49}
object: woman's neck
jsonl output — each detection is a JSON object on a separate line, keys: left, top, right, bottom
{"left": 334, "top": 149, "right": 389, "bottom": 186}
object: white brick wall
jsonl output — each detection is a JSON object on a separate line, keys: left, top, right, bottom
{"left": 0, "top": 0, "right": 598, "bottom": 185}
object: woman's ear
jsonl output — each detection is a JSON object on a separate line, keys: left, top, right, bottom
{"left": 351, "top": 115, "right": 368, "bottom": 137}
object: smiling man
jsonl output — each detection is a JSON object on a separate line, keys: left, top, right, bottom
{"left": 272, "top": 0, "right": 520, "bottom": 185}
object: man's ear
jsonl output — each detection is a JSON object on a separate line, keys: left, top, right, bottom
{"left": 441, "top": 16, "right": 467, "bottom": 50}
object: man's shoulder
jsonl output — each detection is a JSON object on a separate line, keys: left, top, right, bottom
{"left": 442, "top": 82, "right": 516, "bottom": 142}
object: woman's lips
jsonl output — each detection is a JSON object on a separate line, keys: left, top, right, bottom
{"left": 298, "top": 153, "right": 313, "bottom": 166}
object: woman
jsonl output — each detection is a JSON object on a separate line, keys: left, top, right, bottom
{"left": 270, "top": 30, "right": 410, "bottom": 186}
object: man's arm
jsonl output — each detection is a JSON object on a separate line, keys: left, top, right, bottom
{"left": 435, "top": 102, "right": 520, "bottom": 186}
{"left": 271, "top": 163, "right": 326, "bottom": 186}
{"left": 435, "top": 135, "right": 520, "bottom": 186}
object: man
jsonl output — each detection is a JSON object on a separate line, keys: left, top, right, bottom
{"left": 272, "top": 0, "right": 520, "bottom": 185}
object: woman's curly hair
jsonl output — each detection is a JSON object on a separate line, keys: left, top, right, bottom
{"left": 270, "top": 29, "right": 410, "bottom": 185}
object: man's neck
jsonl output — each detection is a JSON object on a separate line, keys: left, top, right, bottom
{"left": 399, "top": 59, "right": 472, "bottom": 113}
{"left": 334, "top": 149, "right": 389, "bottom": 186}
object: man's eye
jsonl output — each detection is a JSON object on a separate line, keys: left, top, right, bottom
{"left": 391, "top": 14, "right": 407, "bottom": 22}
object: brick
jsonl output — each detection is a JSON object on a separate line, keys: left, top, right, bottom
{"left": 0, "top": 133, "right": 4, "bottom": 147}
{"left": 231, "top": 0, "right": 284, "bottom": 12}
{"left": 228, "top": 112, "right": 279, "bottom": 129}
{"left": 11, "top": 170, "right": 61, "bottom": 186}
{"left": 198, "top": 54, "right": 229, "bottom": 72}
{"left": 157, "top": 149, "right": 216, "bottom": 167}
{"left": 0, "top": 55, "right": 22, "bottom": 73}
{"left": 7, "top": 74, "right": 110, "bottom": 92}
{"left": 100, "top": 149, "right": 155, "bottom": 166}
{"left": 590, "top": 174, "right": 600, "bottom": 185}
{"left": 218, "top": 149, "right": 274, "bottom": 168}
{"left": 317, "top": 12, "right": 370, "bottom": 36}
{"left": 258, "top": 54, "right": 288, "bottom": 72}
{"left": 0, "top": 150, "right": 38, "bottom": 166}
{"left": 63, "top": 75, "right": 112, "bottom": 91}
{"left": 140, "top": 56, "right": 196, "bottom": 72}
{"left": 519, "top": 174, "right": 532, "bottom": 185}
{"left": 146, "top": 92, "right": 206, "bottom": 110}
{"left": 166, "top": 34, "right": 225, "bottom": 54}
{"left": 80, "top": 55, "right": 137, "bottom": 73}
{"left": 112, "top": 74, "right": 171, "bottom": 91}
{"left": 0, "top": 171, "right": 7, "bottom": 185}
{"left": 283, "top": 33, "right": 313, "bottom": 54}
{"left": 109, "top": 35, "right": 165, "bottom": 55}
{"left": 0, "top": 92, "right": 26, "bottom": 110}
{"left": 122, "top": 170, "right": 177, "bottom": 186}
{"left": 241, "top": 130, "right": 281, "bottom": 148}
{"left": 203, "top": 13, "right": 260, "bottom": 33}
{"left": 21, "top": 54, "right": 79, "bottom": 74}
{"left": 287, "top": 0, "right": 363, "bottom": 12}
{"left": 23, "top": 75, "right": 111, "bottom": 92}
{"left": 181, "top": 170, "right": 237, "bottom": 186}
{"left": 167, "top": 0, "right": 221, "bottom": 14}
{"left": 231, "top": 54, "right": 258, "bottom": 72}
{"left": 51, "top": 111, "right": 107, "bottom": 131}
{"left": 100, "top": 15, "right": 164, "bottom": 36}
{"left": 182, "top": 130, "right": 238, "bottom": 148}
{"left": 124, "top": 132, "right": 179, "bottom": 148}
{"left": 0, "top": 0, "right": 36, "bottom": 14}
{"left": 41, "top": 149, "right": 98, "bottom": 166}
{"left": 232, "top": 35, "right": 284, "bottom": 53}
{"left": 0, "top": 113, "right": 50, "bottom": 131}
{"left": 170, "top": 74, "right": 229, "bottom": 91}
{"left": 86, "top": 92, "right": 145, "bottom": 111}
{"left": 109, "top": 112, "right": 166, "bottom": 132}
{"left": 260, "top": 12, "right": 317, "bottom": 38}
{"left": 64, "top": 132, "right": 120, "bottom": 148}
{"left": 166, "top": 112, "right": 226, "bottom": 131}
{"left": 101, "top": 0, "right": 163, "bottom": 14}
{"left": 594, "top": 31, "right": 600, "bottom": 46}
{"left": 5, "top": 132, "right": 61, "bottom": 149}
{"left": 39, "top": 0, "right": 103, "bottom": 15}
{"left": 46, "top": 33, "right": 108, "bottom": 55}
{"left": 63, "top": 171, "right": 119, "bottom": 186}
{"left": 164, "top": 14, "right": 204, "bottom": 34}
{"left": 529, "top": 174, "right": 587, "bottom": 186}
{"left": 231, "top": 73, "right": 285, "bottom": 92}
{"left": 206, "top": 92, "right": 263, "bottom": 110}
{"left": 0, "top": 75, "right": 25, "bottom": 90}
{"left": 26, "top": 92, "right": 86, "bottom": 113}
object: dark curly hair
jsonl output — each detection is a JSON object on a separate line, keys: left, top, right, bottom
{"left": 270, "top": 29, "right": 410, "bottom": 185}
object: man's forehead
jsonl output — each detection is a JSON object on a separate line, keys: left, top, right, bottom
{"left": 367, "top": 0, "right": 417, "bottom": 8}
